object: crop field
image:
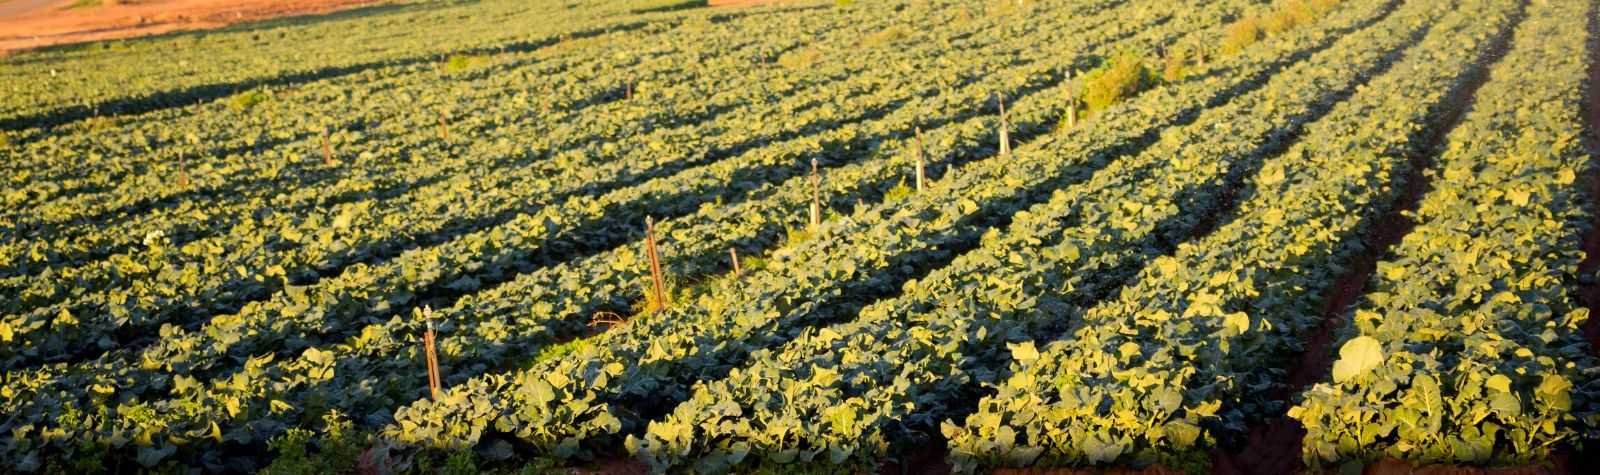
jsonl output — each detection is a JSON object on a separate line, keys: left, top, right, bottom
{"left": 4, "top": 0, "right": 1600, "bottom": 473}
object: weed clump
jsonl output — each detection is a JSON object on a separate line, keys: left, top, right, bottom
{"left": 262, "top": 411, "right": 364, "bottom": 475}
{"left": 883, "top": 177, "right": 914, "bottom": 203}
{"left": 228, "top": 89, "right": 270, "bottom": 112}
{"left": 1220, "top": 16, "right": 1262, "bottom": 56}
{"left": 1081, "top": 51, "right": 1155, "bottom": 114}
{"left": 1222, "top": 0, "right": 1342, "bottom": 56}
{"left": 1162, "top": 46, "right": 1190, "bottom": 82}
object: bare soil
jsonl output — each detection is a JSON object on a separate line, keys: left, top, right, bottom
{"left": 0, "top": 0, "right": 382, "bottom": 54}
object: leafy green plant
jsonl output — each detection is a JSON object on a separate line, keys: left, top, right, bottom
{"left": 261, "top": 411, "right": 365, "bottom": 475}
{"left": 1080, "top": 50, "right": 1155, "bottom": 113}
{"left": 882, "top": 177, "right": 914, "bottom": 203}
{"left": 227, "top": 88, "right": 270, "bottom": 112}
{"left": 1289, "top": 0, "right": 1600, "bottom": 465}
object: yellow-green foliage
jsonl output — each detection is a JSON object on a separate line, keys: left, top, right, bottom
{"left": 778, "top": 48, "right": 824, "bottom": 70}
{"left": 883, "top": 177, "right": 914, "bottom": 203}
{"left": 228, "top": 89, "right": 270, "bottom": 112}
{"left": 531, "top": 338, "right": 590, "bottom": 366}
{"left": 634, "top": 274, "right": 678, "bottom": 315}
{"left": 740, "top": 255, "right": 770, "bottom": 274}
{"left": 261, "top": 411, "right": 364, "bottom": 475}
{"left": 1162, "top": 46, "right": 1189, "bottom": 82}
{"left": 1224, "top": 0, "right": 1341, "bottom": 55}
{"left": 1220, "top": 16, "right": 1262, "bottom": 56}
{"left": 443, "top": 54, "right": 490, "bottom": 73}
{"left": 1262, "top": 0, "right": 1314, "bottom": 34}
{"left": 1081, "top": 51, "right": 1154, "bottom": 113}
{"left": 859, "top": 27, "right": 911, "bottom": 49}
{"left": 784, "top": 225, "right": 815, "bottom": 246}
{"left": 986, "top": 0, "right": 1030, "bottom": 18}
{"left": 83, "top": 115, "right": 118, "bottom": 132}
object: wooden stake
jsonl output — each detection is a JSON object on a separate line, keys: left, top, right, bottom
{"left": 177, "top": 152, "right": 190, "bottom": 188}
{"left": 809, "top": 158, "right": 822, "bottom": 230}
{"left": 997, "top": 94, "right": 1011, "bottom": 156}
{"left": 914, "top": 126, "right": 926, "bottom": 191}
{"left": 438, "top": 110, "right": 450, "bottom": 142}
{"left": 1066, "top": 70, "right": 1078, "bottom": 128}
{"left": 321, "top": 130, "right": 334, "bottom": 166}
{"left": 625, "top": 82, "right": 633, "bottom": 101}
{"left": 422, "top": 306, "right": 442, "bottom": 401}
{"left": 730, "top": 247, "right": 741, "bottom": 276}
{"left": 1067, "top": 88, "right": 1078, "bottom": 128}
{"left": 645, "top": 217, "right": 668, "bottom": 312}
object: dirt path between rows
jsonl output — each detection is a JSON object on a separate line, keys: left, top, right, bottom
{"left": 0, "top": 0, "right": 383, "bottom": 55}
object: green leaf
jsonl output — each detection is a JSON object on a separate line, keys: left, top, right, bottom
{"left": 1008, "top": 341, "right": 1040, "bottom": 364}
{"left": 1331, "top": 336, "right": 1383, "bottom": 383}
{"left": 530, "top": 381, "right": 556, "bottom": 404}
{"left": 1485, "top": 374, "right": 1512, "bottom": 393}
{"left": 1224, "top": 312, "right": 1250, "bottom": 334}
{"left": 1164, "top": 420, "right": 1201, "bottom": 446}
{"left": 1081, "top": 434, "right": 1124, "bottom": 463}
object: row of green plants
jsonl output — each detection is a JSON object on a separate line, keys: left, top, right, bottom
{"left": 378, "top": 0, "right": 1268, "bottom": 466}
{"left": 0, "top": 0, "right": 953, "bottom": 368}
{"left": 0, "top": 0, "right": 872, "bottom": 282}
{"left": 1, "top": 1, "right": 847, "bottom": 224}
{"left": 633, "top": 0, "right": 1400, "bottom": 471}
{"left": 949, "top": 0, "right": 1524, "bottom": 469}
{"left": 1289, "top": 0, "right": 1600, "bottom": 465}
{"left": 0, "top": 0, "right": 660, "bottom": 128}
{"left": 0, "top": 0, "right": 1129, "bottom": 469}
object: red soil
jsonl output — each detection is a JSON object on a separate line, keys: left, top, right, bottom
{"left": 0, "top": 0, "right": 383, "bottom": 54}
